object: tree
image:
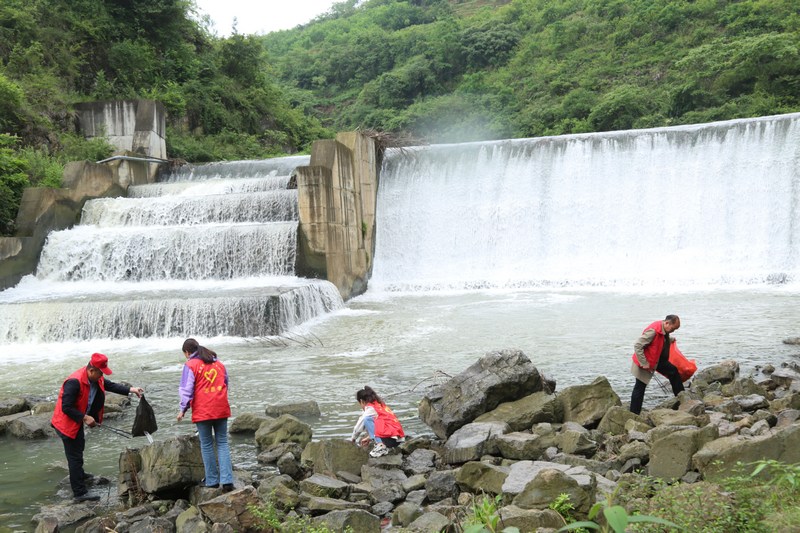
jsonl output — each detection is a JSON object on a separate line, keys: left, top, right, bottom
{"left": 0, "top": 135, "right": 30, "bottom": 236}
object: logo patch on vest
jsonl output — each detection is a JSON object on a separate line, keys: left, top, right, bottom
{"left": 203, "top": 368, "right": 218, "bottom": 384}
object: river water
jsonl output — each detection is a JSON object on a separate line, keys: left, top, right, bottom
{"left": 2, "top": 286, "right": 799, "bottom": 530}
{"left": 1, "top": 113, "right": 800, "bottom": 529}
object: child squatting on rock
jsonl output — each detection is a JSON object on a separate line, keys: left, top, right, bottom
{"left": 350, "top": 385, "right": 405, "bottom": 457}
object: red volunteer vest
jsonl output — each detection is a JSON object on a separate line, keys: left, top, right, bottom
{"left": 186, "top": 357, "right": 231, "bottom": 422}
{"left": 631, "top": 320, "right": 666, "bottom": 370}
{"left": 51, "top": 367, "right": 106, "bottom": 439}
{"left": 368, "top": 401, "right": 405, "bottom": 438}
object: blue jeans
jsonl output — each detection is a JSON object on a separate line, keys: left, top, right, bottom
{"left": 195, "top": 418, "right": 233, "bottom": 486}
{"left": 363, "top": 415, "right": 382, "bottom": 444}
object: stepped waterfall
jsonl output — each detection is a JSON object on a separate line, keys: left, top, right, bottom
{"left": 0, "top": 156, "right": 343, "bottom": 344}
{"left": 373, "top": 113, "right": 800, "bottom": 291}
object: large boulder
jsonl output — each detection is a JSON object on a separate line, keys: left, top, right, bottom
{"left": 0, "top": 397, "right": 28, "bottom": 416}
{"left": 301, "top": 439, "right": 369, "bottom": 476}
{"left": 304, "top": 495, "right": 371, "bottom": 515}
{"left": 255, "top": 414, "right": 312, "bottom": 449}
{"left": 425, "top": 470, "right": 459, "bottom": 502}
{"left": 597, "top": 406, "right": 646, "bottom": 435}
{"left": 770, "top": 391, "right": 800, "bottom": 412}
{"left": 361, "top": 463, "right": 408, "bottom": 489}
{"left": 501, "top": 461, "right": 570, "bottom": 497}
{"left": 648, "top": 425, "right": 718, "bottom": 480}
{"left": 558, "top": 376, "right": 621, "bottom": 428}
{"left": 392, "top": 501, "right": 424, "bottom": 527}
{"left": 198, "top": 486, "right": 261, "bottom": 531}
{"left": 556, "top": 423, "right": 598, "bottom": 457}
{"left": 175, "top": 506, "right": 208, "bottom": 533}
{"left": 299, "top": 474, "right": 350, "bottom": 499}
{"left": 493, "top": 431, "right": 555, "bottom": 461}
{"left": 0, "top": 411, "right": 30, "bottom": 435}
{"left": 419, "top": 349, "right": 545, "bottom": 439}
{"left": 512, "top": 468, "right": 594, "bottom": 514}
{"left": 475, "top": 391, "right": 563, "bottom": 430}
{"left": 265, "top": 400, "right": 321, "bottom": 419}
{"left": 229, "top": 412, "right": 274, "bottom": 433}
{"left": 770, "top": 367, "right": 800, "bottom": 389}
{"left": 9, "top": 414, "right": 55, "bottom": 439}
{"left": 695, "top": 360, "right": 739, "bottom": 385}
{"left": 693, "top": 423, "right": 800, "bottom": 478}
{"left": 648, "top": 409, "right": 700, "bottom": 427}
{"left": 404, "top": 448, "right": 438, "bottom": 475}
{"left": 133, "top": 434, "right": 205, "bottom": 494}
{"left": 31, "top": 503, "right": 96, "bottom": 532}
{"left": 313, "top": 509, "right": 380, "bottom": 533}
{"left": 455, "top": 461, "right": 509, "bottom": 495}
{"left": 443, "top": 421, "right": 509, "bottom": 464}
{"left": 257, "top": 476, "right": 301, "bottom": 510}
{"left": 497, "top": 505, "right": 565, "bottom": 531}
{"left": 406, "top": 511, "right": 450, "bottom": 532}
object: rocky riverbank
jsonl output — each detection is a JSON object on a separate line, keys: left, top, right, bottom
{"left": 2, "top": 348, "right": 800, "bottom": 532}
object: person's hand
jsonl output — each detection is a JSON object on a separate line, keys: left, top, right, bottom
{"left": 641, "top": 363, "right": 651, "bottom": 371}
{"left": 83, "top": 415, "right": 97, "bottom": 427}
{"left": 359, "top": 437, "right": 371, "bottom": 447}
{"left": 129, "top": 387, "right": 144, "bottom": 398}
{"left": 176, "top": 411, "right": 184, "bottom": 422}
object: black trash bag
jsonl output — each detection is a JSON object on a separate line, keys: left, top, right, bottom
{"left": 131, "top": 395, "right": 158, "bottom": 437}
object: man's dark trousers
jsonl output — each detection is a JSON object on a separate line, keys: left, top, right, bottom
{"left": 58, "top": 426, "right": 87, "bottom": 496}
{"left": 630, "top": 351, "right": 685, "bottom": 414}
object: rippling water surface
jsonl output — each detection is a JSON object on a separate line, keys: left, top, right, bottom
{"left": 2, "top": 287, "right": 799, "bottom": 529}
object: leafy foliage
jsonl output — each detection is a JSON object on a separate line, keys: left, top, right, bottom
{"left": 749, "top": 459, "right": 800, "bottom": 491}
{"left": 248, "top": 497, "right": 353, "bottom": 533}
{"left": 263, "top": 0, "right": 800, "bottom": 141}
{"left": 460, "top": 494, "right": 520, "bottom": 533}
{"left": 0, "top": 135, "right": 29, "bottom": 235}
{"left": 616, "top": 461, "right": 800, "bottom": 532}
{"left": 558, "top": 496, "right": 681, "bottom": 532}
{"left": 1, "top": 0, "right": 798, "bottom": 235}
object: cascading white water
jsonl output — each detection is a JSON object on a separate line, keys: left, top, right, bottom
{"left": 127, "top": 175, "right": 291, "bottom": 197}
{"left": 82, "top": 191, "right": 299, "bottom": 226}
{"left": 162, "top": 157, "right": 309, "bottom": 182}
{"left": 0, "top": 156, "right": 342, "bottom": 343}
{"left": 372, "top": 113, "right": 800, "bottom": 291}
{"left": 37, "top": 223, "right": 298, "bottom": 280}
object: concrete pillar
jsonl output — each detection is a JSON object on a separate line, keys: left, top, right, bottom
{"left": 295, "top": 132, "right": 380, "bottom": 300}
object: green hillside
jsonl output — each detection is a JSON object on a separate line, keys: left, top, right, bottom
{"left": 1, "top": 0, "right": 799, "bottom": 234}
{"left": 263, "top": 0, "right": 800, "bottom": 142}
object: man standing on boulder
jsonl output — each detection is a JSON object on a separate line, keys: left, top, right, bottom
{"left": 51, "top": 353, "right": 144, "bottom": 502}
{"left": 629, "top": 315, "right": 684, "bottom": 415}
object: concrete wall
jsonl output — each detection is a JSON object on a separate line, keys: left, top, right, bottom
{"left": 74, "top": 99, "right": 167, "bottom": 182}
{"left": 0, "top": 161, "right": 128, "bottom": 290}
{"left": 0, "top": 99, "right": 170, "bottom": 289}
{"left": 295, "top": 132, "right": 380, "bottom": 300}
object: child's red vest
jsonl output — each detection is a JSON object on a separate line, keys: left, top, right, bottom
{"left": 367, "top": 401, "right": 405, "bottom": 438}
{"left": 186, "top": 358, "right": 231, "bottom": 422}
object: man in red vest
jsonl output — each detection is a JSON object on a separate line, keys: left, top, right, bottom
{"left": 51, "top": 353, "right": 144, "bottom": 502}
{"left": 629, "top": 315, "right": 684, "bottom": 415}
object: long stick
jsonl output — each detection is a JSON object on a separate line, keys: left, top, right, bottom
{"left": 96, "top": 424, "right": 133, "bottom": 439}
{"left": 653, "top": 373, "right": 670, "bottom": 394}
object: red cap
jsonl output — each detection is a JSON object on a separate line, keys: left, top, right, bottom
{"left": 90, "top": 353, "right": 112, "bottom": 375}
